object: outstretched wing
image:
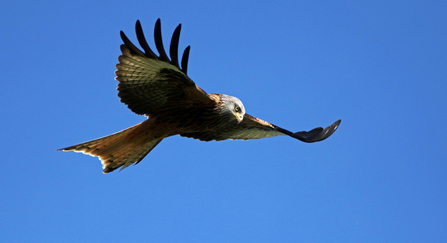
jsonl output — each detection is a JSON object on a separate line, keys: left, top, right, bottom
{"left": 116, "top": 19, "right": 212, "bottom": 115}
{"left": 181, "top": 114, "right": 341, "bottom": 143}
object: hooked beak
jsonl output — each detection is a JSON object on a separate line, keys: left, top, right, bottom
{"left": 234, "top": 111, "right": 244, "bottom": 123}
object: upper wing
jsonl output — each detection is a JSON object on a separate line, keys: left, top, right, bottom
{"left": 116, "top": 19, "right": 212, "bottom": 115}
{"left": 180, "top": 114, "right": 341, "bottom": 142}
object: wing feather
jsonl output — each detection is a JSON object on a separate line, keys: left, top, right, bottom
{"left": 116, "top": 19, "right": 210, "bottom": 115}
{"left": 181, "top": 46, "right": 191, "bottom": 74}
{"left": 169, "top": 24, "right": 181, "bottom": 68}
{"left": 153, "top": 19, "right": 170, "bottom": 63}
{"left": 135, "top": 20, "right": 158, "bottom": 59}
{"left": 180, "top": 114, "right": 285, "bottom": 141}
{"left": 180, "top": 114, "right": 340, "bottom": 143}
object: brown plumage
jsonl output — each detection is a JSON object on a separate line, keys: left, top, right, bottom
{"left": 59, "top": 19, "right": 341, "bottom": 173}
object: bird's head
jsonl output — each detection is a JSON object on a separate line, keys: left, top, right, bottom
{"left": 220, "top": 94, "right": 245, "bottom": 123}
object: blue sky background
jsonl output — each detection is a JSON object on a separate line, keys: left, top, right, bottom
{"left": 1, "top": 0, "right": 446, "bottom": 242}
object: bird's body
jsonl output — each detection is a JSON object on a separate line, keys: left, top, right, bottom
{"left": 59, "top": 19, "right": 340, "bottom": 173}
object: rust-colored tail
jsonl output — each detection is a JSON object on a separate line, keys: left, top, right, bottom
{"left": 58, "top": 121, "right": 163, "bottom": 173}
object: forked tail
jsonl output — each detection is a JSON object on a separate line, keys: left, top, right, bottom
{"left": 58, "top": 121, "right": 163, "bottom": 173}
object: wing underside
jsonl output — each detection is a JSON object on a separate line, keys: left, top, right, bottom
{"left": 116, "top": 19, "right": 211, "bottom": 115}
{"left": 181, "top": 113, "right": 341, "bottom": 142}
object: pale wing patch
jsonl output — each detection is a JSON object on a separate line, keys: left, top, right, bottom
{"left": 228, "top": 127, "right": 285, "bottom": 140}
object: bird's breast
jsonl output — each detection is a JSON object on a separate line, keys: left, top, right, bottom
{"left": 152, "top": 105, "right": 232, "bottom": 134}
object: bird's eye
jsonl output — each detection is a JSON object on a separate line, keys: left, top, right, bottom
{"left": 234, "top": 106, "right": 241, "bottom": 113}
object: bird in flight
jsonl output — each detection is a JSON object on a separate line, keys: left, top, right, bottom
{"left": 59, "top": 19, "right": 341, "bottom": 173}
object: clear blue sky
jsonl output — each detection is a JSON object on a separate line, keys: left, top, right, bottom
{"left": 1, "top": 0, "right": 446, "bottom": 242}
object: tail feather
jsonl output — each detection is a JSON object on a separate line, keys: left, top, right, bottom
{"left": 58, "top": 121, "right": 164, "bottom": 173}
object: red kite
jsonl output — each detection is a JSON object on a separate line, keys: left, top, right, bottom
{"left": 59, "top": 19, "right": 341, "bottom": 173}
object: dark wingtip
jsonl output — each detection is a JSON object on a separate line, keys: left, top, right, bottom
{"left": 181, "top": 45, "right": 190, "bottom": 74}
{"left": 120, "top": 29, "right": 146, "bottom": 57}
{"left": 169, "top": 24, "right": 182, "bottom": 68}
{"left": 291, "top": 119, "right": 341, "bottom": 143}
{"left": 153, "top": 18, "right": 170, "bottom": 62}
{"left": 135, "top": 20, "right": 157, "bottom": 58}
{"left": 121, "top": 19, "right": 191, "bottom": 75}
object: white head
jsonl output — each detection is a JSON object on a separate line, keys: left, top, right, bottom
{"left": 220, "top": 94, "right": 245, "bottom": 123}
